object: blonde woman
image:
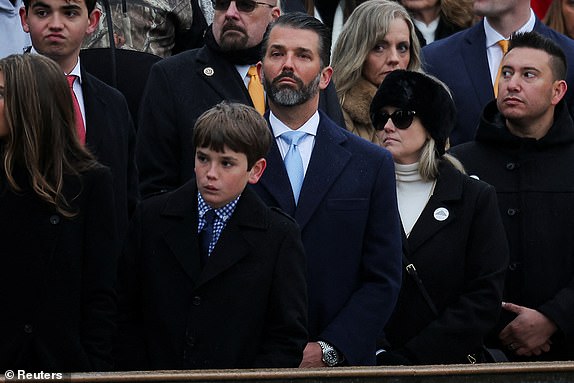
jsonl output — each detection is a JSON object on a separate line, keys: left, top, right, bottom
{"left": 332, "top": 0, "right": 422, "bottom": 143}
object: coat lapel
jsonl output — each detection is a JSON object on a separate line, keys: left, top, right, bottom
{"left": 81, "top": 69, "right": 106, "bottom": 151}
{"left": 407, "top": 163, "right": 463, "bottom": 254}
{"left": 258, "top": 139, "right": 297, "bottom": 216}
{"left": 462, "top": 23, "right": 495, "bottom": 106}
{"left": 197, "top": 188, "right": 268, "bottom": 287}
{"left": 294, "top": 115, "right": 351, "bottom": 229}
{"left": 195, "top": 47, "right": 253, "bottom": 106}
{"left": 161, "top": 182, "right": 202, "bottom": 283}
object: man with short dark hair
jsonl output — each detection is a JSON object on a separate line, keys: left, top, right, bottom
{"left": 136, "top": 1, "right": 345, "bottom": 198}
{"left": 253, "top": 12, "right": 403, "bottom": 367}
{"left": 451, "top": 31, "right": 574, "bottom": 361}
{"left": 423, "top": 0, "right": 574, "bottom": 146}
{"left": 20, "top": 0, "right": 139, "bottom": 239}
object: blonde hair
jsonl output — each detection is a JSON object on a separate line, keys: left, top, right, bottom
{"left": 418, "top": 138, "right": 465, "bottom": 181}
{"left": 331, "top": 0, "right": 422, "bottom": 105}
{"left": 0, "top": 54, "right": 99, "bottom": 217}
{"left": 544, "top": 0, "right": 570, "bottom": 37}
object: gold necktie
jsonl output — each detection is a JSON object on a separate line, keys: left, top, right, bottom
{"left": 247, "top": 66, "right": 265, "bottom": 115}
{"left": 493, "top": 39, "right": 509, "bottom": 98}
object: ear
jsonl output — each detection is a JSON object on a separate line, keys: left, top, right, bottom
{"left": 256, "top": 60, "right": 264, "bottom": 84}
{"left": 551, "top": 79, "right": 568, "bottom": 106}
{"left": 247, "top": 158, "right": 267, "bottom": 184}
{"left": 86, "top": 8, "right": 101, "bottom": 35}
{"left": 271, "top": 5, "right": 280, "bottom": 19}
{"left": 319, "top": 65, "right": 333, "bottom": 90}
{"left": 20, "top": 7, "right": 30, "bottom": 33}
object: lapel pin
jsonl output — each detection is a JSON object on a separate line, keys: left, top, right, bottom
{"left": 203, "top": 67, "right": 214, "bottom": 76}
{"left": 433, "top": 207, "right": 449, "bottom": 222}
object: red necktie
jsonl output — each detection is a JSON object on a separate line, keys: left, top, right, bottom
{"left": 66, "top": 75, "right": 86, "bottom": 145}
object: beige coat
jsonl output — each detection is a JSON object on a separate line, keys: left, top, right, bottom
{"left": 342, "top": 77, "right": 379, "bottom": 144}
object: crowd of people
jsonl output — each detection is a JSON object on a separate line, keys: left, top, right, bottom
{"left": 0, "top": 0, "right": 573, "bottom": 373}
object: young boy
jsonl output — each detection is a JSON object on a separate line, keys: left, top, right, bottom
{"left": 116, "top": 102, "right": 308, "bottom": 370}
{"left": 20, "top": 0, "right": 138, "bottom": 239}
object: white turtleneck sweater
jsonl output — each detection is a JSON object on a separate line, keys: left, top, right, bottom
{"left": 395, "top": 162, "right": 435, "bottom": 236}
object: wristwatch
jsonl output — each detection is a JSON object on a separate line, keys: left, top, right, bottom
{"left": 317, "top": 340, "right": 343, "bottom": 367}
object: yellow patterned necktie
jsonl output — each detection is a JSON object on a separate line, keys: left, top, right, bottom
{"left": 493, "top": 39, "right": 509, "bottom": 98}
{"left": 247, "top": 66, "right": 265, "bottom": 115}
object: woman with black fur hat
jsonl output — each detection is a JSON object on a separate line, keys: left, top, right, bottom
{"left": 371, "top": 70, "right": 509, "bottom": 365}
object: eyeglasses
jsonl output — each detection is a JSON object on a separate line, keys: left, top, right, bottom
{"left": 372, "top": 110, "right": 417, "bottom": 130}
{"left": 212, "top": 0, "right": 274, "bottom": 12}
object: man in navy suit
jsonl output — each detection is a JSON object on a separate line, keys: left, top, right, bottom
{"left": 253, "top": 13, "right": 403, "bottom": 367}
{"left": 21, "top": 0, "right": 138, "bottom": 237}
{"left": 136, "top": 0, "right": 345, "bottom": 199}
{"left": 423, "top": 0, "right": 574, "bottom": 145}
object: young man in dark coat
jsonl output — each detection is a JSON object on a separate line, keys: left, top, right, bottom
{"left": 20, "top": 0, "right": 139, "bottom": 238}
{"left": 451, "top": 31, "right": 574, "bottom": 361}
{"left": 115, "top": 102, "right": 308, "bottom": 370}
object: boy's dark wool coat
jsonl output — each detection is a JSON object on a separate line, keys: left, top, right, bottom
{"left": 115, "top": 181, "right": 308, "bottom": 370}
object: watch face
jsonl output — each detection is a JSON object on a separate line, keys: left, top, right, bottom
{"left": 324, "top": 349, "right": 339, "bottom": 366}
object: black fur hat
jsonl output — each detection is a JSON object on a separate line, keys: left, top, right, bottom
{"left": 370, "top": 70, "right": 456, "bottom": 156}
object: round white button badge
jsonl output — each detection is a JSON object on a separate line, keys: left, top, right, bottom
{"left": 433, "top": 207, "right": 449, "bottom": 221}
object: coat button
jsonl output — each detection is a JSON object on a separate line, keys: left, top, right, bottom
{"left": 49, "top": 215, "right": 61, "bottom": 225}
{"left": 192, "top": 296, "right": 201, "bottom": 306}
{"left": 507, "top": 208, "right": 519, "bottom": 216}
{"left": 509, "top": 262, "right": 521, "bottom": 271}
{"left": 506, "top": 162, "right": 517, "bottom": 170}
{"left": 24, "top": 324, "right": 33, "bottom": 334}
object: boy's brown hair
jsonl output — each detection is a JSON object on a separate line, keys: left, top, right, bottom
{"left": 193, "top": 102, "right": 272, "bottom": 170}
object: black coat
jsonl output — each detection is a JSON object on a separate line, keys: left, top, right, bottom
{"left": 380, "top": 161, "right": 509, "bottom": 365}
{"left": 136, "top": 44, "right": 345, "bottom": 198}
{"left": 0, "top": 166, "right": 119, "bottom": 372}
{"left": 423, "top": 18, "right": 574, "bottom": 146}
{"left": 82, "top": 68, "right": 139, "bottom": 238}
{"left": 115, "top": 182, "right": 308, "bottom": 370}
{"left": 451, "top": 100, "right": 574, "bottom": 361}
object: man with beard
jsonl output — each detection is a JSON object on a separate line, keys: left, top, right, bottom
{"left": 252, "top": 13, "right": 403, "bottom": 367}
{"left": 136, "top": 1, "right": 345, "bottom": 198}
{"left": 451, "top": 32, "right": 574, "bottom": 361}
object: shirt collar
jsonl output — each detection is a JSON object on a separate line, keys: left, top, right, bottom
{"left": 29, "top": 47, "right": 82, "bottom": 84}
{"left": 197, "top": 191, "right": 240, "bottom": 223}
{"left": 484, "top": 8, "right": 536, "bottom": 48}
{"left": 269, "top": 110, "right": 320, "bottom": 138}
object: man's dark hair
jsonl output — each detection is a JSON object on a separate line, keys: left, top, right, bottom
{"left": 23, "top": 0, "right": 97, "bottom": 15}
{"left": 193, "top": 102, "right": 272, "bottom": 170}
{"left": 509, "top": 31, "right": 567, "bottom": 81}
{"left": 261, "top": 12, "right": 332, "bottom": 68}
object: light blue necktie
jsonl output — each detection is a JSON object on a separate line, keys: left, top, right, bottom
{"left": 281, "top": 130, "right": 307, "bottom": 204}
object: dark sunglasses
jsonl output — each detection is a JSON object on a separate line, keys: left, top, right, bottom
{"left": 372, "top": 110, "right": 417, "bottom": 131}
{"left": 212, "top": 0, "right": 274, "bottom": 12}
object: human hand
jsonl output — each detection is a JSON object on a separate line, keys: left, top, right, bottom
{"left": 299, "top": 342, "right": 327, "bottom": 368}
{"left": 498, "top": 302, "right": 557, "bottom": 356}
